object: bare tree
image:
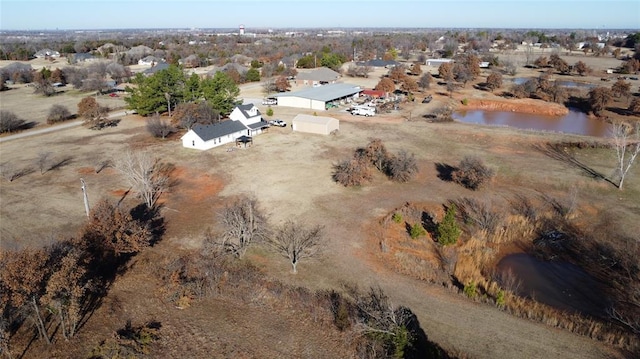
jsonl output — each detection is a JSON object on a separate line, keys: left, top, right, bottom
{"left": 588, "top": 87, "right": 612, "bottom": 116}
{"left": 332, "top": 155, "right": 372, "bottom": 187}
{"left": 36, "top": 151, "right": 52, "bottom": 174}
{"left": 0, "top": 110, "right": 27, "bottom": 133}
{"left": 485, "top": 72, "right": 503, "bottom": 92}
{"left": 42, "top": 249, "right": 87, "bottom": 340}
{"left": 611, "top": 121, "right": 640, "bottom": 189}
{"left": 418, "top": 73, "right": 432, "bottom": 91}
{"left": 343, "top": 284, "right": 414, "bottom": 356}
{"left": 364, "top": 139, "right": 389, "bottom": 172}
{"left": 114, "top": 151, "right": 173, "bottom": 209}
{"left": 385, "top": 150, "right": 419, "bottom": 182}
{"left": 451, "top": 156, "right": 495, "bottom": 190}
{"left": 46, "top": 104, "right": 72, "bottom": 124}
{"left": 146, "top": 113, "right": 175, "bottom": 139}
{"left": 0, "top": 162, "right": 33, "bottom": 182}
{"left": 267, "top": 220, "right": 324, "bottom": 274}
{"left": 77, "top": 97, "right": 107, "bottom": 126}
{"left": 218, "top": 195, "right": 268, "bottom": 258}
{"left": 262, "top": 78, "right": 277, "bottom": 96}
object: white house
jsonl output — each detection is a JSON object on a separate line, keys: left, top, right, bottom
{"left": 425, "top": 58, "right": 454, "bottom": 67}
{"left": 181, "top": 104, "right": 269, "bottom": 150}
{"left": 34, "top": 49, "right": 60, "bottom": 58}
{"left": 138, "top": 56, "right": 161, "bottom": 66}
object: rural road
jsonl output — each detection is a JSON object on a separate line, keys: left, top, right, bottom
{"left": 0, "top": 110, "right": 129, "bottom": 143}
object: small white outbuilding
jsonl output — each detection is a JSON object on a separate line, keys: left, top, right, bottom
{"left": 291, "top": 114, "right": 339, "bottom": 135}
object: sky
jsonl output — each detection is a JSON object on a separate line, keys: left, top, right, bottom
{"left": 0, "top": 0, "right": 638, "bottom": 31}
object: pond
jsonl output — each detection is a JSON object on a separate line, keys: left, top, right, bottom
{"left": 453, "top": 109, "right": 610, "bottom": 137}
{"left": 496, "top": 253, "right": 609, "bottom": 317}
{"left": 508, "top": 77, "right": 596, "bottom": 89}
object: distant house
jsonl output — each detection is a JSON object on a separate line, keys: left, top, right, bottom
{"left": 295, "top": 67, "right": 341, "bottom": 86}
{"left": 127, "top": 45, "right": 153, "bottom": 57}
{"left": 181, "top": 104, "right": 269, "bottom": 150}
{"left": 425, "top": 58, "right": 454, "bottom": 67}
{"left": 34, "top": 49, "right": 60, "bottom": 58}
{"left": 357, "top": 59, "right": 398, "bottom": 68}
{"left": 179, "top": 54, "right": 200, "bottom": 68}
{"left": 479, "top": 61, "right": 491, "bottom": 68}
{"left": 207, "top": 63, "right": 249, "bottom": 77}
{"left": 279, "top": 54, "right": 301, "bottom": 68}
{"left": 138, "top": 56, "right": 161, "bottom": 66}
{"left": 143, "top": 62, "right": 170, "bottom": 75}
{"left": 72, "top": 53, "right": 96, "bottom": 63}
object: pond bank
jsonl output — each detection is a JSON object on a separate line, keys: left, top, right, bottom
{"left": 461, "top": 98, "right": 570, "bottom": 116}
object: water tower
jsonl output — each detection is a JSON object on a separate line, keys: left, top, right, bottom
{"left": 239, "top": 24, "right": 245, "bottom": 35}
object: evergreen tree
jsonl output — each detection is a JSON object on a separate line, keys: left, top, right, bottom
{"left": 125, "top": 65, "right": 186, "bottom": 116}
{"left": 200, "top": 72, "right": 240, "bottom": 115}
{"left": 437, "top": 205, "right": 461, "bottom": 245}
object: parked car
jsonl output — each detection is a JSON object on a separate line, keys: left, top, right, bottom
{"left": 422, "top": 95, "right": 433, "bottom": 104}
{"left": 629, "top": 77, "right": 639, "bottom": 80}
{"left": 269, "top": 119, "right": 286, "bottom": 127}
{"left": 262, "top": 98, "right": 277, "bottom": 105}
{"left": 109, "top": 93, "right": 119, "bottom": 97}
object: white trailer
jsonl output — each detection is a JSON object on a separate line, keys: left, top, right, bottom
{"left": 351, "top": 106, "right": 376, "bottom": 117}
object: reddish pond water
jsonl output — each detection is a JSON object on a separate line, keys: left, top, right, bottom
{"left": 453, "top": 109, "right": 611, "bottom": 137}
{"left": 496, "top": 253, "right": 609, "bottom": 317}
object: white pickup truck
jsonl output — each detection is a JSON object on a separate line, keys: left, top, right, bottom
{"left": 269, "top": 119, "right": 286, "bottom": 127}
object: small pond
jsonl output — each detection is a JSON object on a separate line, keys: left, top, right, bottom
{"left": 496, "top": 253, "right": 608, "bottom": 317}
{"left": 453, "top": 109, "right": 610, "bottom": 137}
{"left": 508, "top": 77, "right": 596, "bottom": 89}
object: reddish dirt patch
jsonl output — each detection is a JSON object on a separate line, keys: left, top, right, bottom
{"left": 77, "top": 166, "right": 96, "bottom": 175}
{"left": 463, "top": 98, "right": 569, "bottom": 116}
{"left": 161, "top": 166, "right": 226, "bottom": 241}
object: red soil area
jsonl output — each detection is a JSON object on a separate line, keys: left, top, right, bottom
{"left": 462, "top": 98, "right": 570, "bottom": 116}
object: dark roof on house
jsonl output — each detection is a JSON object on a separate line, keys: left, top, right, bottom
{"left": 191, "top": 120, "right": 247, "bottom": 141}
{"left": 357, "top": 59, "right": 398, "bottom": 68}
{"left": 236, "top": 104, "right": 261, "bottom": 118}
{"left": 247, "top": 120, "right": 269, "bottom": 130}
{"left": 144, "top": 62, "right": 170, "bottom": 75}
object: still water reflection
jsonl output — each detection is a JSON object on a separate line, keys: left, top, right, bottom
{"left": 496, "top": 253, "right": 608, "bottom": 317}
{"left": 453, "top": 109, "right": 610, "bottom": 137}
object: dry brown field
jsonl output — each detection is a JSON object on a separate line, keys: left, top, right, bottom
{"left": 1, "top": 51, "right": 639, "bottom": 358}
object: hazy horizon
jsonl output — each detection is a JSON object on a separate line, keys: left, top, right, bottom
{"left": 1, "top": 0, "right": 638, "bottom": 31}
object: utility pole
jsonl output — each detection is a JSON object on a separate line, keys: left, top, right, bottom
{"left": 80, "top": 178, "right": 90, "bottom": 217}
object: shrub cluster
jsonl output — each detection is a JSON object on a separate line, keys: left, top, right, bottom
{"left": 333, "top": 139, "right": 418, "bottom": 186}
{"left": 451, "top": 156, "right": 494, "bottom": 190}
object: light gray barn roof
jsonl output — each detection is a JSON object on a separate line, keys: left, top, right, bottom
{"left": 274, "top": 83, "right": 361, "bottom": 102}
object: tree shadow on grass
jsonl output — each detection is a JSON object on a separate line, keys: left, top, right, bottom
{"left": 398, "top": 306, "right": 457, "bottom": 359}
{"left": 532, "top": 142, "right": 617, "bottom": 187}
{"left": 48, "top": 156, "right": 73, "bottom": 171}
{"left": 435, "top": 162, "right": 457, "bottom": 182}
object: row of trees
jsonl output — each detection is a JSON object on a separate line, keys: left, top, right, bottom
{"left": 0, "top": 198, "right": 161, "bottom": 354}
{"left": 125, "top": 65, "right": 239, "bottom": 117}
{"left": 214, "top": 195, "right": 324, "bottom": 274}
{"left": 0, "top": 61, "right": 131, "bottom": 94}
